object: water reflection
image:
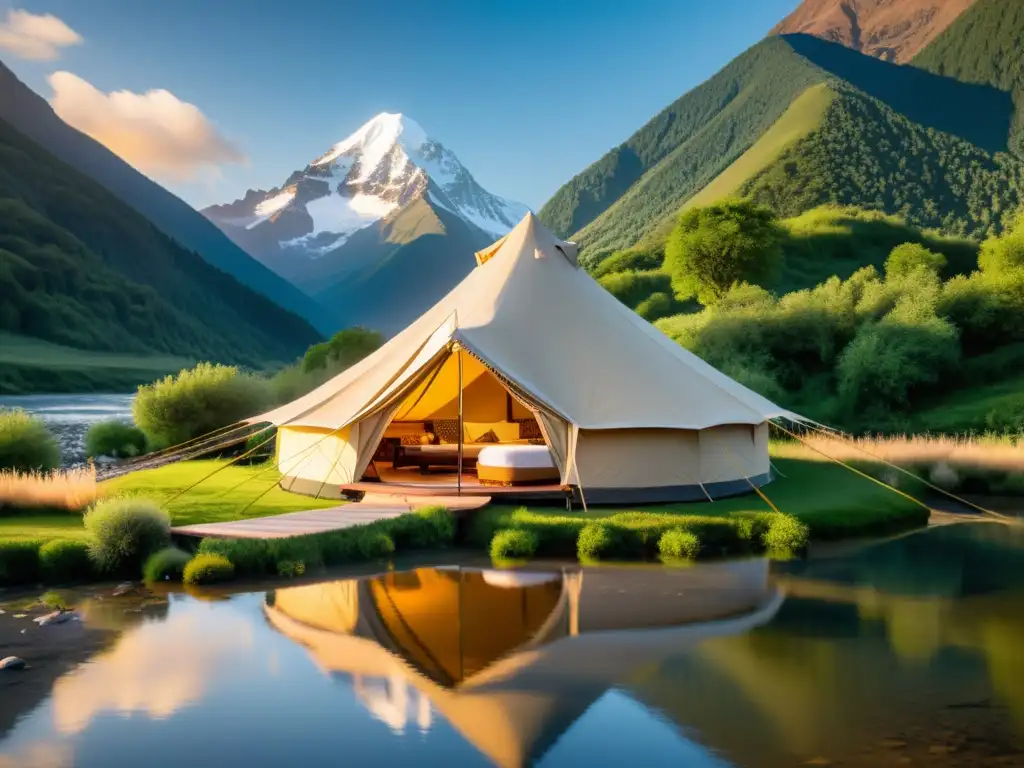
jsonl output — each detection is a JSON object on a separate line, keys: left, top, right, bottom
{"left": 265, "top": 560, "right": 778, "bottom": 766}
{"left": 0, "top": 523, "right": 1021, "bottom": 767}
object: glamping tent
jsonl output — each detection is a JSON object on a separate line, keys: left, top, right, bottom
{"left": 251, "top": 212, "right": 795, "bottom": 503}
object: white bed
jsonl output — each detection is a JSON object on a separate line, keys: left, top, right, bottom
{"left": 477, "top": 444, "right": 559, "bottom": 485}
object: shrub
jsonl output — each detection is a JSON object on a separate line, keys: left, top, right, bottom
{"left": 85, "top": 420, "right": 147, "bottom": 459}
{"left": 133, "top": 363, "right": 271, "bottom": 448}
{"left": 664, "top": 199, "right": 784, "bottom": 305}
{"left": 183, "top": 553, "right": 235, "bottom": 585}
{"left": 490, "top": 529, "right": 538, "bottom": 560}
{"left": 39, "top": 539, "right": 92, "bottom": 583}
{"left": 302, "top": 327, "right": 383, "bottom": 374}
{"left": 762, "top": 514, "right": 810, "bottom": 555}
{"left": 0, "top": 409, "right": 60, "bottom": 472}
{"left": 84, "top": 498, "right": 171, "bottom": 575}
{"left": 356, "top": 531, "right": 395, "bottom": 559}
{"left": 577, "top": 523, "right": 617, "bottom": 560}
{"left": 885, "top": 243, "right": 947, "bottom": 280}
{"left": 598, "top": 270, "right": 673, "bottom": 309}
{"left": 658, "top": 529, "right": 701, "bottom": 560}
{"left": 142, "top": 547, "right": 192, "bottom": 582}
{"left": 0, "top": 539, "right": 42, "bottom": 586}
{"left": 635, "top": 292, "right": 673, "bottom": 321}
{"left": 591, "top": 247, "right": 664, "bottom": 278}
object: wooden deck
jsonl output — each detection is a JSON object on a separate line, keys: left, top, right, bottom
{"left": 343, "top": 462, "right": 571, "bottom": 503}
{"left": 171, "top": 494, "right": 489, "bottom": 540}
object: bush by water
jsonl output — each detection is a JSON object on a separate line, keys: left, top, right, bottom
{"left": 85, "top": 420, "right": 147, "bottom": 459}
{"left": 84, "top": 498, "right": 170, "bottom": 575}
{"left": 0, "top": 409, "right": 60, "bottom": 471}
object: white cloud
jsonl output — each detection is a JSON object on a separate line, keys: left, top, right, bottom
{"left": 0, "top": 8, "right": 81, "bottom": 60}
{"left": 48, "top": 71, "right": 247, "bottom": 181}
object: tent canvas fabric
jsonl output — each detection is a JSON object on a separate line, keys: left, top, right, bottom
{"left": 250, "top": 212, "right": 797, "bottom": 502}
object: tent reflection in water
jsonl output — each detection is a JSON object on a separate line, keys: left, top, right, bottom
{"left": 247, "top": 212, "right": 797, "bottom": 503}
{"left": 263, "top": 561, "right": 782, "bottom": 767}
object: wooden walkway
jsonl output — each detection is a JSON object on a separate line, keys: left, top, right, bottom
{"left": 171, "top": 494, "right": 490, "bottom": 540}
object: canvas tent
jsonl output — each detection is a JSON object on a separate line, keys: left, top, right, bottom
{"left": 250, "top": 212, "right": 796, "bottom": 503}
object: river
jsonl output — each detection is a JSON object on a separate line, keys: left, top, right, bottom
{"left": 1, "top": 522, "right": 1021, "bottom": 767}
{"left": 0, "top": 394, "right": 135, "bottom": 466}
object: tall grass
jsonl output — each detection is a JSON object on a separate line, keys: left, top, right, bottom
{"left": 0, "top": 465, "right": 98, "bottom": 511}
{"left": 775, "top": 432, "right": 1024, "bottom": 496}
{"left": 780, "top": 432, "right": 1023, "bottom": 473}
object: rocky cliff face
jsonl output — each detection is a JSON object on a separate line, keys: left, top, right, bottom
{"left": 771, "top": 0, "right": 978, "bottom": 62}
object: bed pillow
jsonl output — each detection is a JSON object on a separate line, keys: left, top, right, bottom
{"left": 432, "top": 419, "right": 461, "bottom": 444}
{"left": 474, "top": 429, "right": 499, "bottom": 443}
{"left": 517, "top": 418, "right": 543, "bottom": 440}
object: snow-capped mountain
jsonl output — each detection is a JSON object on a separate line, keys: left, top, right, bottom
{"left": 203, "top": 113, "right": 528, "bottom": 271}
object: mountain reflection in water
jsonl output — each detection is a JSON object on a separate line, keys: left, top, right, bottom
{"left": 0, "top": 522, "right": 1021, "bottom": 768}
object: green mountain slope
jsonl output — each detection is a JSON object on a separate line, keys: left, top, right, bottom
{"left": 912, "top": 0, "right": 1024, "bottom": 154}
{"left": 542, "top": 33, "right": 1020, "bottom": 264}
{"left": 740, "top": 84, "right": 1024, "bottom": 237}
{"left": 539, "top": 37, "right": 826, "bottom": 243}
{"left": 0, "top": 61, "right": 333, "bottom": 334}
{"left": 0, "top": 116, "right": 321, "bottom": 367}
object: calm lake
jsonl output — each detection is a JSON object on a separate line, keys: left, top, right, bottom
{"left": 2, "top": 522, "right": 1022, "bottom": 767}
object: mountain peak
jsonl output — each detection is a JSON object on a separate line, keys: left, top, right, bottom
{"left": 203, "top": 112, "right": 528, "bottom": 279}
{"left": 313, "top": 112, "right": 428, "bottom": 169}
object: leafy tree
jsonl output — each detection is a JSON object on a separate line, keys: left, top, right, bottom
{"left": 885, "top": 243, "right": 947, "bottom": 280}
{"left": 979, "top": 212, "right": 1024, "bottom": 274}
{"left": 590, "top": 247, "right": 664, "bottom": 278}
{"left": 664, "top": 199, "right": 784, "bottom": 305}
{"left": 302, "top": 327, "right": 383, "bottom": 373}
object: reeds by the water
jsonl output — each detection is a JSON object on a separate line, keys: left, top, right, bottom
{"left": 780, "top": 432, "right": 1023, "bottom": 473}
{"left": 0, "top": 464, "right": 98, "bottom": 510}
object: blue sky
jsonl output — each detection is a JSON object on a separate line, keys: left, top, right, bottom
{"left": 3, "top": 0, "right": 798, "bottom": 209}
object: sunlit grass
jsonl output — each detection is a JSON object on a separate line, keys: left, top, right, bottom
{"left": 775, "top": 432, "right": 1024, "bottom": 473}
{"left": 0, "top": 465, "right": 98, "bottom": 510}
{"left": 100, "top": 459, "right": 337, "bottom": 527}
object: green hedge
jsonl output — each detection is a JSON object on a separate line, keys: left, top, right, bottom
{"left": 471, "top": 506, "right": 810, "bottom": 563}
{"left": 0, "top": 539, "right": 43, "bottom": 586}
{"left": 197, "top": 506, "right": 455, "bottom": 580}
{"left": 39, "top": 539, "right": 93, "bottom": 583}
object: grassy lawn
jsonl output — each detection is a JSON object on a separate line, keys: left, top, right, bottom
{"left": 100, "top": 460, "right": 338, "bottom": 527}
{"left": 0, "top": 460, "right": 337, "bottom": 544}
{"left": 0, "top": 514, "right": 88, "bottom": 541}
{"left": 475, "top": 455, "right": 928, "bottom": 549}
{"left": 2, "top": 454, "right": 927, "bottom": 556}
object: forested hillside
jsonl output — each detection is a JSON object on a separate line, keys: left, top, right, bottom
{"left": 912, "top": 0, "right": 1024, "bottom": 155}
{"left": 0, "top": 61, "right": 332, "bottom": 334}
{"left": 0, "top": 117, "right": 321, "bottom": 366}
{"left": 538, "top": 37, "right": 826, "bottom": 241}
{"left": 541, "top": 31, "right": 1022, "bottom": 266}
{"left": 740, "top": 84, "right": 1024, "bottom": 237}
